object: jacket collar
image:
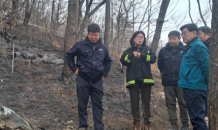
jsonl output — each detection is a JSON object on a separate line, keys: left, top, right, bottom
{"left": 132, "top": 44, "right": 145, "bottom": 50}
{"left": 165, "top": 41, "right": 183, "bottom": 49}
{"left": 184, "top": 37, "right": 200, "bottom": 52}
{"left": 186, "top": 37, "right": 198, "bottom": 46}
{"left": 204, "top": 38, "right": 210, "bottom": 47}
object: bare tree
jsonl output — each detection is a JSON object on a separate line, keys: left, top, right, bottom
{"left": 150, "top": 0, "right": 170, "bottom": 53}
{"left": 77, "top": 0, "right": 106, "bottom": 40}
{"left": 110, "top": 1, "right": 114, "bottom": 44}
{"left": 31, "top": 0, "right": 51, "bottom": 27}
{"left": 0, "top": 0, "right": 3, "bottom": 12}
{"left": 61, "top": 0, "right": 79, "bottom": 84}
{"left": 208, "top": 0, "right": 218, "bottom": 129}
{"left": 111, "top": 2, "right": 123, "bottom": 51}
{"left": 188, "top": 0, "right": 194, "bottom": 23}
{"left": 197, "top": 0, "right": 207, "bottom": 26}
{"left": 23, "top": 0, "right": 36, "bottom": 27}
{"left": 11, "top": 0, "right": 19, "bottom": 29}
{"left": 146, "top": 0, "right": 152, "bottom": 42}
{"left": 170, "top": 11, "right": 187, "bottom": 30}
{"left": 209, "top": 0, "right": 212, "bottom": 12}
{"left": 121, "top": 0, "right": 132, "bottom": 49}
{"left": 104, "top": 0, "right": 110, "bottom": 47}
{"left": 50, "top": 0, "right": 68, "bottom": 30}
{"left": 78, "top": 0, "right": 85, "bottom": 28}
{"left": 50, "top": 0, "right": 55, "bottom": 29}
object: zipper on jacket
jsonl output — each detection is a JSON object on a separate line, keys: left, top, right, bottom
{"left": 84, "top": 42, "right": 102, "bottom": 82}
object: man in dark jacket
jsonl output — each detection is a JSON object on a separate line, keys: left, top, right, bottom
{"left": 120, "top": 31, "right": 156, "bottom": 130}
{"left": 198, "top": 26, "right": 210, "bottom": 49}
{"left": 158, "top": 31, "right": 189, "bottom": 130}
{"left": 198, "top": 26, "right": 210, "bottom": 117}
{"left": 66, "top": 23, "right": 112, "bottom": 130}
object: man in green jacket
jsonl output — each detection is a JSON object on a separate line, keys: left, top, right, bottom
{"left": 179, "top": 23, "right": 209, "bottom": 130}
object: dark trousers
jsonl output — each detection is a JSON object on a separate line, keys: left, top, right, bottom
{"left": 164, "top": 86, "right": 189, "bottom": 124}
{"left": 183, "top": 88, "right": 208, "bottom": 130}
{"left": 205, "top": 90, "right": 208, "bottom": 117}
{"left": 128, "top": 81, "right": 151, "bottom": 125}
{"left": 77, "top": 75, "right": 104, "bottom": 130}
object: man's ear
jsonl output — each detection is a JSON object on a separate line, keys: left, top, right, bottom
{"left": 193, "top": 31, "right": 197, "bottom": 36}
{"left": 208, "top": 33, "right": 211, "bottom": 37}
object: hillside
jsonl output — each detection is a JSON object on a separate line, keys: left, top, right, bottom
{"left": 0, "top": 26, "right": 185, "bottom": 130}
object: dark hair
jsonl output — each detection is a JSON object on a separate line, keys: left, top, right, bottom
{"left": 168, "top": 30, "right": 181, "bottom": 38}
{"left": 199, "top": 26, "right": 211, "bottom": 35}
{"left": 88, "top": 23, "right": 100, "bottom": 33}
{"left": 180, "top": 23, "right": 199, "bottom": 34}
{"left": 130, "top": 31, "right": 146, "bottom": 46}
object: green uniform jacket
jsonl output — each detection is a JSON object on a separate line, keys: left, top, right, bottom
{"left": 178, "top": 38, "right": 209, "bottom": 90}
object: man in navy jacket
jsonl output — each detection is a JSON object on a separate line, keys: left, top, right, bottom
{"left": 66, "top": 23, "right": 112, "bottom": 130}
{"left": 158, "top": 31, "right": 189, "bottom": 130}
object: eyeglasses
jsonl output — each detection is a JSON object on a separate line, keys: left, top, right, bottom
{"left": 181, "top": 32, "right": 191, "bottom": 36}
{"left": 135, "top": 36, "right": 144, "bottom": 39}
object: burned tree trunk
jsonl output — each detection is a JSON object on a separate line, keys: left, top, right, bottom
{"left": 50, "top": 0, "right": 55, "bottom": 29}
{"left": 104, "top": 0, "right": 110, "bottom": 47}
{"left": 150, "top": 0, "right": 170, "bottom": 53}
{"left": 23, "top": 0, "right": 35, "bottom": 27}
{"left": 61, "top": 0, "right": 79, "bottom": 84}
{"left": 208, "top": 0, "right": 218, "bottom": 129}
{"left": 11, "top": 0, "right": 19, "bottom": 29}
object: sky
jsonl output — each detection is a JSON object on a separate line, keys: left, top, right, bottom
{"left": 92, "top": 0, "right": 212, "bottom": 47}
{"left": 158, "top": 0, "right": 212, "bottom": 45}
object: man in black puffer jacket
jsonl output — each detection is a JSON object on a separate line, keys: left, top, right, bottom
{"left": 66, "top": 23, "right": 111, "bottom": 130}
{"left": 158, "top": 31, "right": 189, "bottom": 130}
{"left": 198, "top": 26, "right": 210, "bottom": 49}
{"left": 120, "top": 31, "right": 156, "bottom": 130}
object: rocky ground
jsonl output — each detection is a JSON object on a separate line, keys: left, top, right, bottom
{"left": 0, "top": 26, "right": 191, "bottom": 130}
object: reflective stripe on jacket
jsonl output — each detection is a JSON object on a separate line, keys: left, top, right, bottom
{"left": 120, "top": 45, "right": 156, "bottom": 87}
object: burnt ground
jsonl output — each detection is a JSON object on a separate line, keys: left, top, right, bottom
{"left": 0, "top": 27, "right": 191, "bottom": 130}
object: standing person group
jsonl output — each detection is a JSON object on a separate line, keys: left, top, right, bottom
{"left": 66, "top": 23, "right": 210, "bottom": 130}
{"left": 158, "top": 31, "right": 189, "bottom": 130}
{"left": 158, "top": 23, "right": 210, "bottom": 130}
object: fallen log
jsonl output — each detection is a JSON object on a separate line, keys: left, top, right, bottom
{"left": 0, "top": 51, "right": 16, "bottom": 58}
{"left": 21, "top": 52, "right": 38, "bottom": 59}
{"left": 42, "top": 59, "right": 63, "bottom": 66}
{"left": 0, "top": 105, "right": 34, "bottom": 130}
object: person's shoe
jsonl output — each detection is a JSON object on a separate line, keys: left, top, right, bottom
{"left": 181, "top": 124, "right": 190, "bottom": 130}
{"left": 79, "top": 128, "right": 86, "bottom": 130}
{"left": 167, "top": 123, "right": 178, "bottom": 130}
{"left": 134, "top": 122, "right": 141, "bottom": 130}
{"left": 145, "top": 124, "right": 152, "bottom": 130}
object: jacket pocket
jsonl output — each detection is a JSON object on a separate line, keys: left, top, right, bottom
{"left": 79, "top": 65, "right": 89, "bottom": 74}
{"left": 81, "top": 50, "right": 92, "bottom": 59}
{"left": 96, "top": 51, "right": 105, "bottom": 61}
